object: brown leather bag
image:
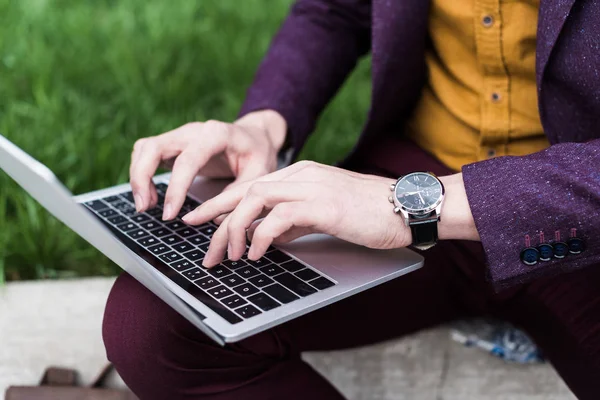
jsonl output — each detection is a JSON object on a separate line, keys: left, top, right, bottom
{"left": 5, "top": 364, "right": 138, "bottom": 400}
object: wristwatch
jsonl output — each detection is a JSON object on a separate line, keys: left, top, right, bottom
{"left": 389, "top": 172, "right": 445, "bottom": 250}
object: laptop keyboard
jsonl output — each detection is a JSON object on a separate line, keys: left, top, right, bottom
{"left": 84, "top": 183, "right": 336, "bottom": 324}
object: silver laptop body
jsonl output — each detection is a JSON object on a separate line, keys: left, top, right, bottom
{"left": 0, "top": 134, "right": 424, "bottom": 345}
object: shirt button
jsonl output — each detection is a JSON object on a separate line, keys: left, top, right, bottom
{"left": 487, "top": 148, "right": 497, "bottom": 158}
{"left": 491, "top": 92, "right": 502, "bottom": 102}
{"left": 482, "top": 15, "right": 494, "bottom": 28}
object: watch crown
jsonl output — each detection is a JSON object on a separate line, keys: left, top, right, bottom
{"left": 388, "top": 196, "right": 394, "bottom": 203}
{"left": 389, "top": 183, "right": 396, "bottom": 191}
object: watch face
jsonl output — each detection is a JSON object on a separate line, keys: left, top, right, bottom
{"left": 395, "top": 173, "right": 443, "bottom": 212}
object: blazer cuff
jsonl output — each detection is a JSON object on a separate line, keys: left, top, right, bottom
{"left": 461, "top": 143, "right": 600, "bottom": 291}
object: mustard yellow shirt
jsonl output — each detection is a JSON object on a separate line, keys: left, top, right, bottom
{"left": 406, "top": 0, "right": 549, "bottom": 172}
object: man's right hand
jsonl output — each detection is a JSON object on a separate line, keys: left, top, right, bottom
{"left": 129, "top": 110, "right": 287, "bottom": 220}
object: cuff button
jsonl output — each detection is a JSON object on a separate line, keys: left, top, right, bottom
{"left": 552, "top": 242, "right": 569, "bottom": 259}
{"left": 537, "top": 244, "right": 554, "bottom": 262}
{"left": 568, "top": 237, "right": 585, "bottom": 254}
{"left": 520, "top": 247, "right": 540, "bottom": 266}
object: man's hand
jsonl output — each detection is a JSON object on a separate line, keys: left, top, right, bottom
{"left": 181, "top": 161, "right": 412, "bottom": 267}
{"left": 129, "top": 110, "right": 287, "bottom": 220}
{"left": 181, "top": 162, "right": 480, "bottom": 267}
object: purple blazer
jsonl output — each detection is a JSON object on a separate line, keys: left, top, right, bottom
{"left": 239, "top": 0, "right": 600, "bottom": 290}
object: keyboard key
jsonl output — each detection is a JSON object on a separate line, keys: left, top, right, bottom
{"left": 280, "top": 260, "right": 305, "bottom": 273}
{"left": 165, "top": 220, "right": 186, "bottom": 231}
{"left": 107, "top": 215, "right": 128, "bottom": 225}
{"left": 207, "top": 285, "right": 233, "bottom": 299}
{"left": 295, "top": 268, "right": 320, "bottom": 282}
{"left": 85, "top": 200, "right": 109, "bottom": 211}
{"left": 155, "top": 183, "right": 168, "bottom": 194}
{"left": 236, "top": 266, "right": 260, "bottom": 279}
{"left": 235, "top": 304, "right": 261, "bottom": 319}
{"left": 148, "top": 243, "right": 171, "bottom": 255}
{"left": 137, "top": 236, "right": 160, "bottom": 247}
{"left": 221, "top": 295, "right": 247, "bottom": 309}
{"left": 162, "top": 235, "right": 184, "bottom": 245}
{"left": 182, "top": 267, "right": 207, "bottom": 281}
{"left": 248, "top": 293, "right": 280, "bottom": 311}
{"left": 274, "top": 273, "right": 317, "bottom": 297}
{"left": 177, "top": 227, "right": 197, "bottom": 238}
{"left": 99, "top": 209, "right": 118, "bottom": 218}
{"left": 309, "top": 276, "right": 336, "bottom": 290}
{"left": 248, "top": 275, "right": 274, "bottom": 288}
{"left": 265, "top": 250, "right": 292, "bottom": 264}
{"left": 173, "top": 242, "right": 195, "bottom": 253}
{"left": 159, "top": 251, "right": 183, "bottom": 263}
{"left": 116, "top": 222, "right": 137, "bottom": 232}
{"left": 222, "top": 259, "right": 248, "bottom": 270}
{"left": 188, "top": 235, "right": 209, "bottom": 246}
{"left": 197, "top": 225, "right": 217, "bottom": 237}
{"left": 130, "top": 214, "right": 151, "bottom": 223}
{"left": 233, "top": 283, "right": 259, "bottom": 297}
{"left": 157, "top": 193, "right": 165, "bottom": 206}
{"left": 103, "top": 196, "right": 121, "bottom": 203}
{"left": 147, "top": 207, "right": 163, "bottom": 218}
{"left": 171, "top": 259, "right": 195, "bottom": 272}
{"left": 140, "top": 221, "right": 161, "bottom": 231}
{"left": 150, "top": 227, "right": 171, "bottom": 238}
{"left": 184, "top": 198, "right": 200, "bottom": 208}
{"left": 183, "top": 249, "right": 204, "bottom": 262}
{"left": 120, "top": 192, "right": 135, "bottom": 203}
{"left": 246, "top": 257, "right": 272, "bottom": 268}
{"left": 113, "top": 201, "right": 133, "bottom": 212}
{"left": 263, "top": 284, "right": 299, "bottom": 304}
{"left": 196, "top": 276, "right": 219, "bottom": 289}
{"left": 198, "top": 242, "right": 211, "bottom": 253}
{"left": 122, "top": 208, "right": 137, "bottom": 216}
{"left": 265, "top": 246, "right": 277, "bottom": 253}
{"left": 258, "top": 264, "right": 285, "bottom": 277}
{"left": 221, "top": 275, "right": 245, "bottom": 288}
{"left": 208, "top": 265, "right": 233, "bottom": 278}
{"left": 127, "top": 229, "right": 149, "bottom": 240}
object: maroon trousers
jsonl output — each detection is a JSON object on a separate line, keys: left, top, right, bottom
{"left": 103, "top": 139, "right": 600, "bottom": 400}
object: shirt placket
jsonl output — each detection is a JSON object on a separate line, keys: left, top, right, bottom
{"left": 474, "top": 0, "right": 510, "bottom": 160}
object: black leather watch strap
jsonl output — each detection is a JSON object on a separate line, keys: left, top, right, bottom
{"left": 409, "top": 217, "right": 438, "bottom": 250}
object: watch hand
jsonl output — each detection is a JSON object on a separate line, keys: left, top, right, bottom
{"left": 418, "top": 192, "right": 425, "bottom": 203}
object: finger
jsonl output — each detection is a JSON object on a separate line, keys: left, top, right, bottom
{"left": 248, "top": 202, "right": 316, "bottom": 260}
{"left": 213, "top": 213, "right": 229, "bottom": 225}
{"left": 148, "top": 182, "right": 158, "bottom": 209}
{"left": 225, "top": 182, "right": 312, "bottom": 260}
{"left": 202, "top": 214, "right": 232, "bottom": 268}
{"left": 182, "top": 161, "right": 316, "bottom": 225}
{"left": 247, "top": 221, "right": 313, "bottom": 244}
{"left": 163, "top": 126, "right": 231, "bottom": 220}
{"left": 130, "top": 139, "right": 152, "bottom": 211}
{"left": 163, "top": 146, "right": 222, "bottom": 220}
{"left": 130, "top": 136, "right": 180, "bottom": 212}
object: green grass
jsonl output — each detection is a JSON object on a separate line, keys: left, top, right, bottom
{"left": 0, "top": 0, "right": 371, "bottom": 281}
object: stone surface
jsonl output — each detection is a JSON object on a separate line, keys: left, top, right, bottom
{"left": 0, "top": 278, "right": 576, "bottom": 399}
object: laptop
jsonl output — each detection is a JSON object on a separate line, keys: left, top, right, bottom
{"left": 0, "top": 134, "right": 424, "bottom": 345}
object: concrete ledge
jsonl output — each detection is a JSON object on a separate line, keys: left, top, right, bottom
{"left": 0, "top": 278, "right": 576, "bottom": 399}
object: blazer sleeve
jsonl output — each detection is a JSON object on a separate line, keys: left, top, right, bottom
{"left": 238, "top": 0, "right": 372, "bottom": 153}
{"left": 462, "top": 139, "right": 600, "bottom": 291}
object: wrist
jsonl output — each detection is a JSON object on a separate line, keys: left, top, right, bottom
{"left": 438, "top": 173, "right": 480, "bottom": 241}
{"left": 235, "top": 109, "right": 287, "bottom": 152}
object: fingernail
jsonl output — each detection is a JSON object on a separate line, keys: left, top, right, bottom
{"left": 227, "top": 243, "right": 232, "bottom": 260}
{"left": 134, "top": 194, "right": 144, "bottom": 212}
{"left": 162, "top": 203, "right": 172, "bottom": 221}
{"left": 181, "top": 213, "right": 191, "bottom": 223}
